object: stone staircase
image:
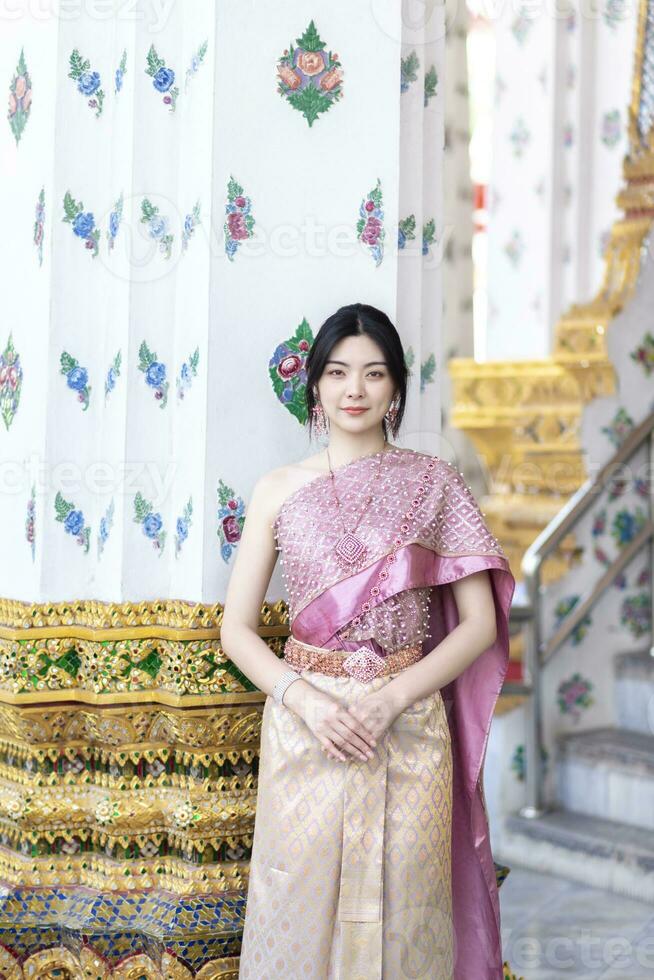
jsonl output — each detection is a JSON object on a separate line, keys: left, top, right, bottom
{"left": 500, "top": 649, "right": 654, "bottom": 902}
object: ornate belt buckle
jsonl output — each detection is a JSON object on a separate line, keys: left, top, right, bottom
{"left": 342, "top": 647, "right": 386, "bottom": 682}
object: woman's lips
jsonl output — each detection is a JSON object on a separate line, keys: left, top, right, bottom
{"left": 342, "top": 407, "right": 368, "bottom": 414}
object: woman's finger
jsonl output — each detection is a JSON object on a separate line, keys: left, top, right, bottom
{"left": 332, "top": 719, "right": 374, "bottom": 758}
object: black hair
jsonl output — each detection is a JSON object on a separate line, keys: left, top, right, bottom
{"left": 305, "top": 303, "right": 408, "bottom": 440}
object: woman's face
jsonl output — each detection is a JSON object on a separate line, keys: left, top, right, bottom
{"left": 316, "top": 333, "right": 397, "bottom": 434}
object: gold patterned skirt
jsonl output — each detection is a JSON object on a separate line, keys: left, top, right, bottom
{"left": 238, "top": 659, "right": 453, "bottom": 979}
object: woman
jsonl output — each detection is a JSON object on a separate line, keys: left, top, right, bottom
{"left": 220, "top": 303, "right": 515, "bottom": 979}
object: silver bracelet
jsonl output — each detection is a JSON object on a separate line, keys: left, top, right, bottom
{"left": 272, "top": 668, "right": 302, "bottom": 705}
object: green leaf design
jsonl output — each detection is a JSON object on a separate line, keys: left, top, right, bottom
{"left": 227, "top": 177, "right": 244, "bottom": 201}
{"left": 286, "top": 86, "right": 333, "bottom": 127}
{"left": 138, "top": 341, "right": 153, "bottom": 371}
{"left": 399, "top": 215, "right": 416, "bottom": 239}
{"left": 54, "top": 491, "right": 73, "bottom": 522}
{"left": 296, "top": 19, "right": 326, "bottom": 53}
{"left": 146, "top": 44, "right": 164, "bottom": 76}
{"left": 141, "top": 198, "right": 157, "bottom": 221}
{"left": 189, "top": 347, "right": 199, "bottom": 372}
{"left": 421, "top": 353, "right": 436, "bottom": 388}
{"left": 60, "top": 351, "right": 78, "bottom": 374}
{"left": 62, "top": 191, "right": 80, "bottom": 222}
{"left": 133, "top": 491, "right": 152, "bottom": 523}
{"left": 425, "top": 65, "right": 438, "bottom": 102}
{"left": 295, "top": 317, "right": 313, "bottom": 343}
{"left": 217, "top": 480, "right": 236, "bottom": 508}
{"left": 401, "top": 50, "right": 420, "bottom": 84}
{"left": 68, "top": 49, "right": 90, "bottom": 80}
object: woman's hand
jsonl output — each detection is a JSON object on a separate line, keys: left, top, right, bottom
{"left": 286, "top": 681, "right": 405, "bottom": 762}
{"left": 291, "top": 686, "right": 380, "bottom": 762}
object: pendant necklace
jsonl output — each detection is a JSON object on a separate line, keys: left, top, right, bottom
{"left": 326, "top": 442, "right": 390, "bottom": 568}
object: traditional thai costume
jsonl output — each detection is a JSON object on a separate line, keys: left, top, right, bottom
{"left": 238, "top": 446, "right": 515, "bottom": 979}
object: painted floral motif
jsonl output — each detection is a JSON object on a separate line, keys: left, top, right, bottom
{"left": 133, "top": 491, "right": 166, "bottom": 554}
{"left": 145, "top": 44, "right": 178, "bottom": 111}
{"left": 510, "top": 743, "right": 549, "bottom": 782}
{"left": 403, "top": 348, "right": 437, "bottom": 393}
{"left": 0, "top": 334, "right": 23, "bottom": 430}
{"left": 217, "top": 480, "right": 245, "bottom": 563}
{"left": 63, "top": 190, "right": 100, "bottom": 257}
{"left": 175, "top": 497, "right": 193, "bottom": 558}
{"left": 630, "top": 331, "right": 654, "bottom": 375}
{"left": 55, "top": 492, "right": 90, "bottom": 553}
{"left": 424, "top": 65, "right": 438, "bottom": 107}
{"left": 224, "top": 177, "right": 255, "bottom": 261}
{"left": 357, "top": 179, "right": 385, "bottom": 266}
{"left": 7, "top": 48, "right": 32, "bottom": 145}
{"left": 635, "top": 477, "right": 651, "bottom": 500}
{"left": 554, "top": 595, "right": 592, "bottom": 645}
{"left": 504, "top": 230, "right": 525, "bottom": 267}
{"left": 95, "top": 797, "right": 119, "bottom": 826}
{"left": 606, "top": 476, "right": 628, "bottom": 501}
{"left": 68, "top": 49, "right": 104, "bottom": 117}
{"left": 557, "top": 672, "right": 594, "bottom": 719}
{"left": 620, "top": 593, "right": 650, "bottom": 638}
{"left": 176, "top": 347, "right": 199, "bottom": 401}
{"left": 398, "top": 215, "right": 416, "bottom": 250}
{"left": 400, "top": 50, "right": 420, "bottom": 93}
{"left": 184, "top": 39, "right": 208, "bottom": 91}
{"left": 276, "top": 20, "right": 343, "bottom": 127}
{"left": 60, "top": 352, "right": 91, "bottom": 411}
{"left": 173, "top": 800, "right": 200, "bottom": 829}
{"left": 604, "top": 0, "right": 627, "bottom": 29}
{"left": 420, "top": 353, "right": 437, "bottom": 391}
{"left": 140, "top": 197, "right": 173, "bottom": 259}
{"left": 269, "top": 318, "right": 313, "bottom": 424}
{"left": 182, "top": 201, "right": 201, "bottom": 252}
{"left": 107, "top": 192, "right": 124, "bottom": 251}
{"left": 33, "top": 187, "right": 45, "bottom": 265}
{"left": 98, "top": 498, "right": 115, "bottom": 558}
{"left": 509, "top": 117, "right": 530, "bottom": 157}
{"left": 26, "top": 485, "right": 35, "bottom": 562}
{"left": 422, "top": 218, "right": 436, "bottom": 257}
{"left": 138, "top": 341, "right": 168, "bottom": 407}
{"left": 115, "top": 49, "right": 127, "bottom": 94}
{"left": 511, "top": 6, "right": 535, "bottom": 45}
{"left": 563, "top": 123, "right": 574, "bottom": 147}
{"left": 601, "top": 406, "right": 634, "bottom": 447}
{"left": 566, "top": 10, "right": 577, "bottom": 31}
{"left": 105, "top": 350, "right": 121, "bottom": 399}
{"left": 611, "top": 506, "right": 647, "bottom": 547}
{"left": 601, "top": 109, "right": 622, "bottom": 147}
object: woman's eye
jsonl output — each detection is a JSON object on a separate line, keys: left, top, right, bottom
{"left": 327, "top": 370, "right": 384, "bottom": 377}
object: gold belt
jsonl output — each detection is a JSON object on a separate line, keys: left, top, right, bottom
{"left": 283, "top": 634, "right": 423, "bottom": 682}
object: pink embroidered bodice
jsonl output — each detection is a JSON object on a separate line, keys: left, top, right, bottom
{"left": 272, "top": 447, "right": 506, "bottom": 654}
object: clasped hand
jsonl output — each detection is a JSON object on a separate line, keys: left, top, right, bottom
{"left": 300, "top": 686, "right": 403, "bottom": 762}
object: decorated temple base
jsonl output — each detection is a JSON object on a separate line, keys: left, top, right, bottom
{"left": 0, "top": 601, "right": 525, "bottom": 977}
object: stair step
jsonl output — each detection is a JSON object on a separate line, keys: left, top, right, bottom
{"left": 557, "top": 726, "right": 654, "bottom": 831}
{"left": 501, "top": 808, "right": 654, "bottom": 902}
{"left": 615, "top": 649, "right": 654, "bottom": 736}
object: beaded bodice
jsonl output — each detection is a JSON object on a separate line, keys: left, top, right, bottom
{"left": 272, "top": 447, "right": 505, "bottom": 655}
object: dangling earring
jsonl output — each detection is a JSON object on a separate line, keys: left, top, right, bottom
{"left": 384, "top": 397, "right": 399, "bottom": 430}
{"left": 311, "top": 397, "right": 329, "bottom": 440}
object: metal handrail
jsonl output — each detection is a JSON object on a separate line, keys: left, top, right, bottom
{"left": 518, "top": 409, "right": 654, "bottom": 818}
